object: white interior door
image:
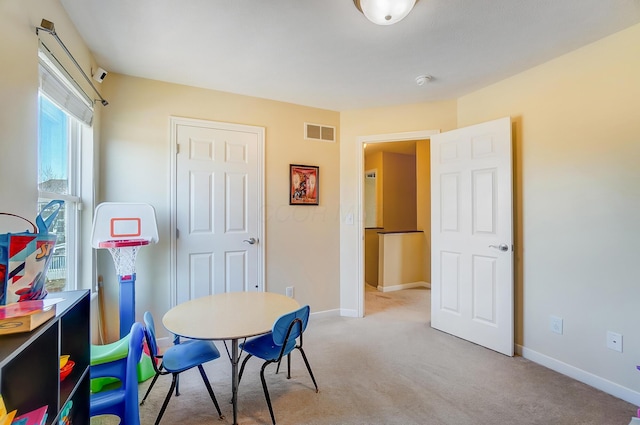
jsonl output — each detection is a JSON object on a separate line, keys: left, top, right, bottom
{"left": 430, "top": 117, "right": 514, "bottom": 356}
{"left": 172, "top": 118, "right": 264, "bottom": 305}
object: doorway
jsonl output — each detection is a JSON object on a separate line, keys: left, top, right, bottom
{"left": 363, "top": 140, "right": 422, "bottom": 291}
{"left": 356, "top": 130, "right": 439, "bottom": 317}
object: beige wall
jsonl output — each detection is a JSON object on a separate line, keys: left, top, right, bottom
{"left": 378, "top": 232, "right": 425, "bottom": 290}
{"left": 415, "top": 140, "right": 431, "bottom": 283}
{"left": 364, "top": 147, "right": 426, "bottom": 287}
{"left": 457, "top": 23, "right": 640, "bottom": 395}
{"left": 98, "top": 74, "right": 341, "bottom": 341}
{"left": 381, "top": 152, "right": 416, "bottom": 231}
{"left": 364, "top": 150, "right": 417, "bottom": 231}
{"left": 364, "top": 229, "right": 379, "bottom": 286}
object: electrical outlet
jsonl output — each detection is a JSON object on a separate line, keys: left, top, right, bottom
{"left": 550, "top": 316, "right": 563, "bottom": 335}
{"left": 286, "top": 286, "right": 294, "bottom": 298}
{"left": 606, "top": 331, "right": 623, "bottom": 353}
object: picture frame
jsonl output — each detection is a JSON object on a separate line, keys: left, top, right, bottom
{"left": 289, "top": 164, "right": 319, "bottom": 205}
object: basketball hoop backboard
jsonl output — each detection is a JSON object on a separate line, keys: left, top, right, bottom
{"left": 91, "top": 202, "right": 159, "bottom": 248}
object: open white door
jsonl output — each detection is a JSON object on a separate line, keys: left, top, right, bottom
{"left": 430, "top": 117, "right": 514, "bottom": 356}
{"left": 171, "top": 117, "right": 264, "bottom": 306}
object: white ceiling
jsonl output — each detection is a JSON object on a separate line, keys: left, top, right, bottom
{"left": 59, "top": 0, "right": 640, "bottom": 111}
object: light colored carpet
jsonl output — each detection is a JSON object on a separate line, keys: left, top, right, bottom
{"left": 91, "top": 287, "right": 637, "bottom": 425}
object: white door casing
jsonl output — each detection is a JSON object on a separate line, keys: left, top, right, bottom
{"left": 430, "top": 116, "right": 514, "bottom": 356}
{"left": 170, "top": 117, "right": 264, "bottom": 307}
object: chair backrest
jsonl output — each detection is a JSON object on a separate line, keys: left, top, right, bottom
{"left": 143, "top": 311, "right": 161, "bottom": 364}
{"left": 90, "top": 322, "right": 144, "bottom": 424}
{"left": 272, "top": 305, "right": 310, "bottom": 346}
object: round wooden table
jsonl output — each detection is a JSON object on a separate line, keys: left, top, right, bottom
{"left": 163, "top": 292, "right": 300, "bottom": 425}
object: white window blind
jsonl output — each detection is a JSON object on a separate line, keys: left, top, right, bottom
{"left": 38, "top": 42, "right": 94, "bottom": 126}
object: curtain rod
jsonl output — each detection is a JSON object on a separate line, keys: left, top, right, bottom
{"left": 36, "top": 19, "right": 108, "bottom": 106}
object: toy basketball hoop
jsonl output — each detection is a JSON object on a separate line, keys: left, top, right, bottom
{"left": 98, "top": 238, "right": 150, "bottom": 278}
{"left": 91, "top": 203, "right": 158, "bottom": 338}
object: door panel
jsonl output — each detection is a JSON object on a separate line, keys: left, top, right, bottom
{"left": 431, "top": 116, "right": 513, "bottom": 356}
{"left": 225, "top": 251, "right": 247, "bottom": 293}
{"left": 190, "top": 253, "right": 213, "bottom": 299}
{"left": 440, "top": 251, "right": 461, "bottom": 313}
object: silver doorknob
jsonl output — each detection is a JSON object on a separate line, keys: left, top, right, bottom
{"left": 489, "top": 243, "right": 509, "bottom": 252}
{"left": 243, "top": 237, "right": 257, "bottom": 245}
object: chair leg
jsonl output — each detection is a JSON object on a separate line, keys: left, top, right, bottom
{"left": 274, "top": 353, "right": 290, "bottom": 377}
{"left": 140, "top": 372, "right": 161, "bottom": 405}
{"left": 260, "top": 362, "right": 277, "bottom": 425}
{"left": 154, "top": 374, "right": 178, "bottom": 425}
{"left": 197, "top": 365, "right": 224, "bottom": 419}
{"left": 297, "top": 347, "right": 318, "bottom": 393}
{"left": 238, "top": 353, "right": 253, "bottom": 385}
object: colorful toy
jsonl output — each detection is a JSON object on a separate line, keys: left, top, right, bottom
{"left": 90, "top": 203, "right": 158, "bottom": 386}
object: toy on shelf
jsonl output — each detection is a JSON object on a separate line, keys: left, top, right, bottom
{"left": 59, "top": 360, "right": 75, "bottom": 382}
{"left": 59, "top": 355, "right": 70, "bottom": 368}
{"left": 12, "top": 405, "right": 47, "bottom": 425}
{"left": 0, "top": 201, "right": 63, "bottom": 306}
{"left": 0, "top": 300, "right": 56, "bottom": 336}
{"left": 58, "top": 400, "right": 72, "bottom": 425}
{"left": 0, "top": 395, "right": 17, "bottom": 425}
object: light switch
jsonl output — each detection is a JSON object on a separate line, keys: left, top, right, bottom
{"left": 345, "top": 213, "right": 354, "bottom": 225}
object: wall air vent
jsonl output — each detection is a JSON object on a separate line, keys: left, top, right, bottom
{"left": 305, "top": 122, "right": 336, "bottom": 142}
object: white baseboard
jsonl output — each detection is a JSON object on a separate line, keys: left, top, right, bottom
{"left": 517, "top": 344, "right": 640, "bottom": 406}
{"left": 309, "top": 308, "right": 341, "bottom": 320}
{"left": 339, "top": 308, "right": 359, "bottom": 318}
{"left": 377, "top": 281, "right": 431, "bottom": 292}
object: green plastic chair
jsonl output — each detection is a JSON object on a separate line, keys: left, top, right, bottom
{"left": 90, "top": 322, "right": 144, "bottom": 425}
{"left": 90, "top": 331, "right": 155, "bottom": 393}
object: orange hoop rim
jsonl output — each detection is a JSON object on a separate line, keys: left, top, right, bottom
{"left": 98, "top": 238, "right": 150, "bottom": 248}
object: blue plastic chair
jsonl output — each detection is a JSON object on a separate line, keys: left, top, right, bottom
{"left": 90, "top": 321, "right": 144, "bottom": 425}
{"left": 238, "top": 305, "right": 318, "bottom": 425}
{"left": 140, "top": 311, "right": 224, "bottom": 424}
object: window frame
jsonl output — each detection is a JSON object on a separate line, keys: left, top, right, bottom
{"left": 37, "top": 41, "right": 96, "bottom": 293}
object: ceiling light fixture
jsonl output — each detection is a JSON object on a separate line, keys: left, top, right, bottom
{"left": 353, "top": 0, "right": 417, "bottom": 25}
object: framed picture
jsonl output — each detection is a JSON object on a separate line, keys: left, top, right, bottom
{"left": 290, "top": 164, "right": 319, "bottom": 205}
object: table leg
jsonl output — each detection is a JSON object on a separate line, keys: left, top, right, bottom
{"left": 232, "top": 338, "right": 239, "bottom": 425}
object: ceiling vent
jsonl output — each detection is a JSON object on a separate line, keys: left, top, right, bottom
{"left": 305, "top": 122, "right": 336, "bottom": 142}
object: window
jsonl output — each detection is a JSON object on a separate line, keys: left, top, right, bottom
{"left": 37, "top": 94, "right": 82, "bottom": 292}
{"left": 37, "top": 43, "right": 94, "bottom": 293}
